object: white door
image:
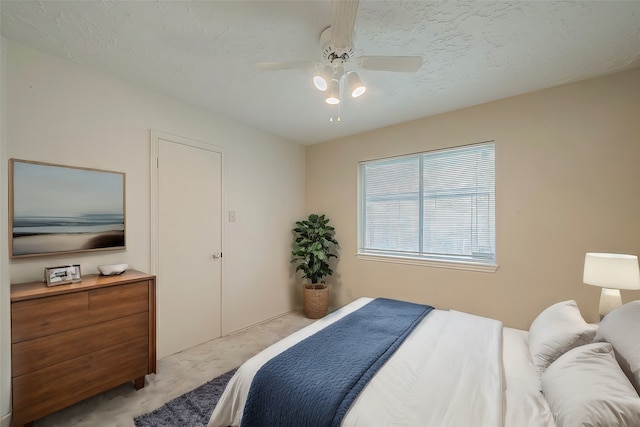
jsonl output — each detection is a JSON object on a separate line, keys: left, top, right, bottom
{"left": 154, "top": 134, "right": 222, "bottom": 359}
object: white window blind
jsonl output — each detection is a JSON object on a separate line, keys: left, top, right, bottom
{"left": 359, "top": 142, "right": 495, "bottom": 266}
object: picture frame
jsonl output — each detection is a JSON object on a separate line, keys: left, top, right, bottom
{"left": 9, "top": 159, "right": 126, "bottom": 258}
{"left": 44, "top": 264, "right": 82, "bottom": 287}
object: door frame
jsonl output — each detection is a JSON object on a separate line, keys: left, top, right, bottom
{"left": 149, "top": 129, "right": 225, "bottom": 334}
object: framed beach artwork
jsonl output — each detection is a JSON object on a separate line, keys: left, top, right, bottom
{"left": 9, "top": 159, "right": 126, "bottom": 258}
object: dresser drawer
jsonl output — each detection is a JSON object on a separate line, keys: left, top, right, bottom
{"left": 12, "top": 336, "right": 149, "bottom": 425}
{"left": 89, "top": 280, "right": 149, "bottom": 321}
{"left": 11, "top": 280, "right": 149, "bottom": 343}
{"left": 11, "top": 292, "right": 89, "bottom": 343}
{"left": 12, "top": 312, "right": 148, "bottom": 377}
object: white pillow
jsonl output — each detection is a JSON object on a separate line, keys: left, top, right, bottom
{"left": 542, "top": 342, "right": 640, "bottom": 427}
{"left": 595, "top": 300, "right": 640, "bottom": 394}
{"left": 528, "top": 300, "right": 597, "bottom": 372}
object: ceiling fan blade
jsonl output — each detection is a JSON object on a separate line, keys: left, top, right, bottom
{"left": 330, "top": 0, "right": 359, "bottom": 49}
{"left": 358, "top": 56, "right": 423, "bottom": 72}
{"left": 254, "top": 61, "right": 316, "bottom": 71}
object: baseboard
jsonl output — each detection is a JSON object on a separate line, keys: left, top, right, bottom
{"left": 225, "top": 306, "right": 304, "bottom": 337}
{"left": 1, "top": 411, "right": 11, "bottom": 427}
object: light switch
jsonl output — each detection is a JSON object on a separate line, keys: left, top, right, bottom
{"left": 229, "top": 211, "right": 236, "bottom": 222}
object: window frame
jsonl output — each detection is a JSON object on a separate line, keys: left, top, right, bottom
{"left": 357, "top": 142, "right": 498, "bottom": 272}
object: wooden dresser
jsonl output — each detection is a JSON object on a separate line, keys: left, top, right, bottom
{"left": 10, "top": 270, "right": 156, "bottom": 427}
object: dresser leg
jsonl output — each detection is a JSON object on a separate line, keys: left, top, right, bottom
{"left": 134, "top": 376, "right": 145, "bottom": 390}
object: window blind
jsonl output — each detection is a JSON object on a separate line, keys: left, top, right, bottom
{"left": 359, "top": 142, "right": 495, "bottom": 264}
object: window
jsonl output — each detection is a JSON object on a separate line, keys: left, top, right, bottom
{"left": 358, "top": 142, "right": 496, "bottom": 271}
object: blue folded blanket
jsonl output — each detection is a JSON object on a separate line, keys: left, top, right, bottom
{"left": 241, "top": 298, "right": 434, "bottom": 427}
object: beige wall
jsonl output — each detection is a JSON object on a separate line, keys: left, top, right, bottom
{"left": 306, "top": 67, "right": 640, "bottom": 329}
{"left": 2, "top": 41, "right": 306, "bottom": 420}
{"left": 0, "top": 33, "right": 11, "bottom": 427}
{"left": 5, "top": 41, "right": 306, "bottom": 326}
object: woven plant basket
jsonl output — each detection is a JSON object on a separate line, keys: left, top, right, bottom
{"left": 303, "top": 283, "right": 329, "bottom": 319}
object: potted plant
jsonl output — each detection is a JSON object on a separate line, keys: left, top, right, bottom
{"left": 291, "top": 214, "right": 339, "bottom": 318}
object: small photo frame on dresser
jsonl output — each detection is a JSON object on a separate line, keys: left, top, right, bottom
{"left": 44, "top": 264, "right": 82, "bottom": 287}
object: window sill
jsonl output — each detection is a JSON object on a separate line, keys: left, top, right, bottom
{"left": 356, "top": 253, "right": 499, "bottom": 273}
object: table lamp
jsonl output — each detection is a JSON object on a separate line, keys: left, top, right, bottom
{"left": 583, "top": 252, "right": 640, "bottom": 318}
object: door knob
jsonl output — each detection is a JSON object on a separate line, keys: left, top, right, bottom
{"left": 212, "top": 252, "right": 222, "bottom": 259}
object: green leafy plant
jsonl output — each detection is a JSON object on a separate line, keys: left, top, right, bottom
{"left": 291, "top": 214, "right": 339, "bottom": 285}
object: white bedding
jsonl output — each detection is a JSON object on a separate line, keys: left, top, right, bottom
{"left": 503, "top": 327, "right": 556, "bottom": 427}
{"left": 209, "top": 297, "right": 515, "bottom": 427}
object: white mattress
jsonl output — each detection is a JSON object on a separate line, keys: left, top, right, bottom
{"left": 209, "top": 297, "right": 556, "bottom": 427}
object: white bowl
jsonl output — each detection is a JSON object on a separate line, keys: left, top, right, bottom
{"left": 97, "top": 263, "right": 128, "bottom": 276}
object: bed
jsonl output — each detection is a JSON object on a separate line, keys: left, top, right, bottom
{"left": 209, "top": 297, "right": 640, "bottom": 427}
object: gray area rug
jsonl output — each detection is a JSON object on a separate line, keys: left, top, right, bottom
{"left": 134, "top": 368, "right": 238, "bottom": 427}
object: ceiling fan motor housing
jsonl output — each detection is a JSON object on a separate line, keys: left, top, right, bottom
{"left": 320, "top": 25, "right": 354, "bottom": 66}
{"left": 322, "top": 44, "right": 354, "bottom": 65}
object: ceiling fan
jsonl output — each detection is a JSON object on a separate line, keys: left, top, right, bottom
{"left": 255, "top": 0, "right": 423, "bottom": 116}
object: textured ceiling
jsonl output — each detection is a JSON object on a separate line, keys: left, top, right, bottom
{"left": 2, "top": 1, "right": 640, "bottom": 145}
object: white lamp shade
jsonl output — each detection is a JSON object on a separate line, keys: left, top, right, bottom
{"left": 313, "top": 75, "right": 328, "bottom": 91}
{"left": 313, "top": 65, "right": 332, "bottom": 91}
{"left": 325, "top": 79, "right": 341, "bottom": 105}
{"left": 583, "top": 253, "right": 640, "bottom": 290}
{"left": 347, "top": 71, "right": 366, "bottom": 97}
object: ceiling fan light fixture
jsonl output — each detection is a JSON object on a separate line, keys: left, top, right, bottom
{"left": 256, "top": 0, "right": 425, "bottom": 120}
{"left": 348, "top": 71, "right": 366, "bottom": 97}
{"left": 313, "top": 76, "right": 327, "bottom": 91}
{"left": 313, "top": 65, "right": 333, "bottom": 91}
{"left": 326, "top": 95, "right": 340, "bottom": 105}
{"left": 325, "top": 78, "right": 341, "bottom": 104}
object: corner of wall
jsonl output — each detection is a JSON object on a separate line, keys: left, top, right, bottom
{"left": 0, "top": 413, "right": 11, "bottom": 427}
{"left": 1, "top": 30, "right": 13, "bottom": 424}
